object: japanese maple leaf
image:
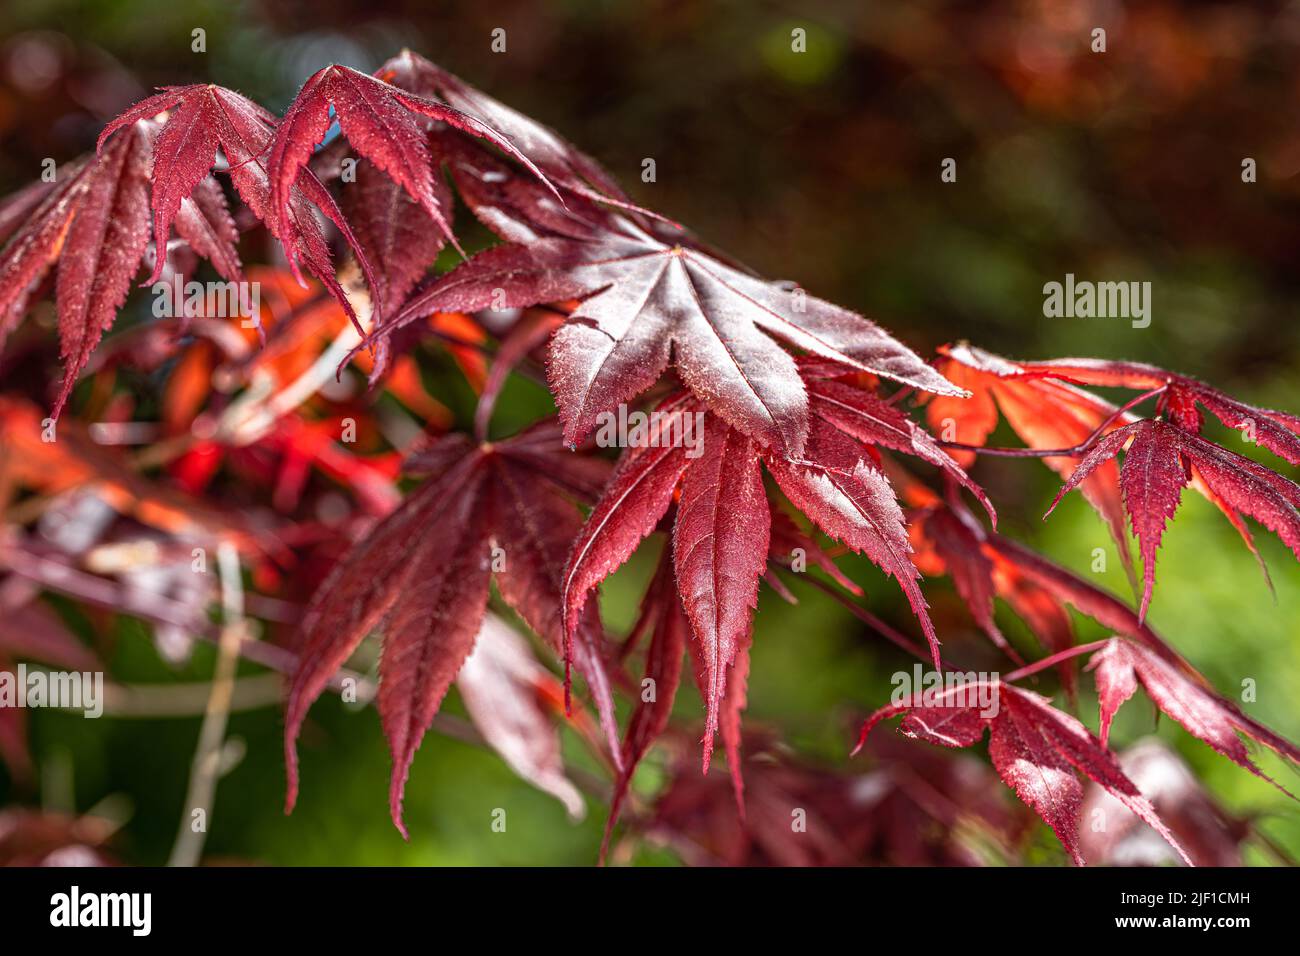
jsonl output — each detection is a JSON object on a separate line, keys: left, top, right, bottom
{"left": 1088, "top": 637, "right": 1300, "bottom": 792}
{"left": 563, "top": 404, "right": 766, "bottom": 770}
{"left": 342, "top": 156, "right": 451, "bottom": 315}
{"left": 1046, "top": 418, "right": 1300, "bottom": 619}
{"left": 929, "top": 344, "right": 1135, "bottom": 579}
{"left": 936, "top": 345, "right": 1300, "bottom": 600}
{"left": 97, "top": 84, "right": 374, "bottom": 333}
{"left": 1080, "top": 740, "right": 1251, "bottom": 867}
{"left": 266, "top": 63, "right": 557, "bottom": 272}
{"left": 0, "top": 126, "right": 152, "bottom": 416}
{"left": 283, "top": 420, "right": 619, "bottom": 835}
{"left": 375, "top": 50, "right": 632, "bottom": 209}
{"left": 565, "top": 380, "right": 986, "bottom": 776}
{"left": 993, "top": 354, "right": 1300, "bottom": 468}
{"left": 377, "top": 215, "right": 963, "bottom": 457}
{"left": 858, "top": 681, "right": 1191, "bottom": 866}
{"left": 456, "top": 613, "right": 585, "bottom": 819}
{"left": 604, "top": 504, "right": 871, "bottom": 855}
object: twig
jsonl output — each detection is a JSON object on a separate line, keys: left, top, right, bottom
{"left": 0, "top": 544, "right": 369, "bottom": 696}
{"left": 937, "top": 386, "right": 1165, "bottom": 458}
{"left": 788, "top": 571, "right": 940, "bottom": 666}
{"left": 1002, "top": 639, "right": 1111, "bottom": 683}
{"left": 167, "top": 541, "right": 244, "bottom": 867}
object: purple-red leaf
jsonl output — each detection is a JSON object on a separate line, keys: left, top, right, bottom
{"left": 267, "top": 64, "right": 556, "bottom": 272}
{"left": 673, "top": 416, "right": 769, "bottom": 770}
{"left": 859, "top": 682, "right": 1192, "bottom": 866}
{"left": 1048, "top": 418, "right": 1300, "bottom": 620}
{"left": 377, "top": 218, "right": 962, "bottom": 456}
{"left": 286, "top": 421, "right": 619, "bottom": 834}
{"left": 1089, "top": 637, "right": 1300, "bottom": 793}
{"left": 456, "top": 614, "right": 585, "bottom": 819}
{"left": 98, "top": 84, "right": 370, "bottom": 332}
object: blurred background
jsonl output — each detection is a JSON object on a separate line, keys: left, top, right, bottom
{"left": 0, "top": 0, "right": 1298, "bottom": 864}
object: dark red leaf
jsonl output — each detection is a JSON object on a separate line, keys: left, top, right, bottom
{"left": 673, "top": 416, "right": 769, "bottom": 768}
{"left": 285, "top": 420, "right": 619, "bottom": 834}
{"left": 97, "top": 84, "right": 372, "bottom": 332}
{"left": 457, "top": 614, "right": 585, "bottom": 818}
{"left": 859, "top": 682, "right": 1192, "bottom": 865}
{"left": 1089, "top": 637, "right": 1300, "bottom": 793}
{"left": 374, "top": 218, "right": 963, "bottom": 456}
{"left": 1048, "top": 419, "right": 1300, "bottom": 620}
{"left": 267, "top": 64, "right": 556, "bottom": 270}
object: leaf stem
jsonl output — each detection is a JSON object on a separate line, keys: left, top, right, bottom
{"left": 1002, "top": 639, "right": 1111, "bottom": 683}
{"left": 938, "top": 385, "right": 1166, "bottom": 458}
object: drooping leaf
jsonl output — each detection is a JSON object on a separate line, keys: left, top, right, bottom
{"left": 672, "top": 415, "right": 769, "bottom": 766}
{"left": 0, "top": 127, "right": 152, "bottom": 415}
{"left": 1089, "top": 637, "right": 1300, "bottom": 792}
{"left": 456, "top": 613, "right": 585, "bottom": 819}
{"left": 97, "top": 84, "right": 371, "bottom": 332}
{"left": 567, "top": 382, "right": 951, "bottom": 773}
{"left": 1048, "top": 418, "right": 1300, "bottom": 619}
{"left": 284, "top": 420, "right": 619, "bottom": 834}
{"left": 859, "top": 681, "right": 1191, "bottom": 866}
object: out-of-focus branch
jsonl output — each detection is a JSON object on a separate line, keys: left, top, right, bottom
{"left": 167, "top": 540, "right": 244, "bottom": 867}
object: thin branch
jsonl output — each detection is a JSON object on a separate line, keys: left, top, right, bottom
{"left": 167, "top": 541, "right": 244, "bottom": 867}
{"left": 937, "top": 385, "right": 1166, "bottom": 458}
{"left": 1002, "top": 639, "right": 1111, "bottom": 683}
{"left": 38, "top": 669, "right": 286, "bottom": 717}
{"left": 787, "top": 570, "right": 940, "bottom": 666}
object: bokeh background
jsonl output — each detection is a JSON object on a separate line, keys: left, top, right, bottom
{"left": 0, "top": 0, "right": 1298, "bottom": 864}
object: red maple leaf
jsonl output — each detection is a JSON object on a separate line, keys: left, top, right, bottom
{"left": 565, "top": 374, "right": 991, "bottom": 786}
{"left": 0, "top": 127, "right": 151, "bottom": 415}
{"left": 1047, "top": 418, "right": 1300, "bottom": 619}
{"left": 96, "top": 84, "right": 377, "bottom": 334}
{"left": 1089, "top": 636, "right": 1300, "bottom": 791}
{"left": 283, "top": 419, "right": 619, "bottom": 835}
{"left": 858, "top": 680, "right": 1192, "bottom": 866}
{"left": 266, "top": 63, "right": 557, "bottom": 272}
{"left": 370, "top": 216, "right": 963, "bottom": 457}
